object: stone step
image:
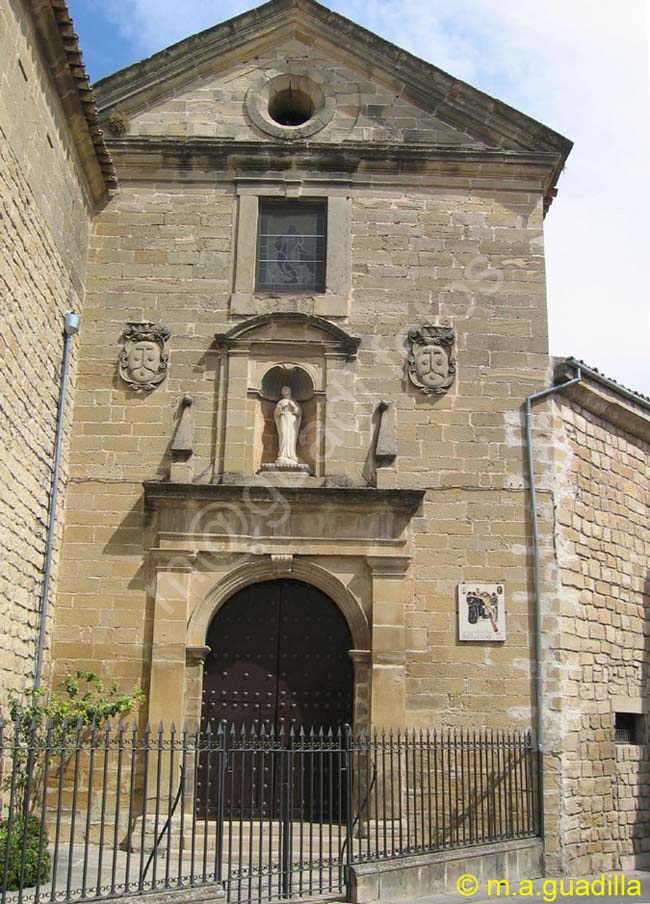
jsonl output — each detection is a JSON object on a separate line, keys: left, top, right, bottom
{"left": 130, "top": 817, "right": 401, "bottom": 855}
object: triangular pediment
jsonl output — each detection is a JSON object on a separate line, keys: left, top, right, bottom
{"left": 95, "top": 0, "right": 571, "bottom": 163}
{"left": 103, "top": 35, "right": 488, "bottom": 149}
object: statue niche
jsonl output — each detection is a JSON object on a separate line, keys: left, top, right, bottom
{"left": 259, "top": 365, "right": 315, "bottom": 474}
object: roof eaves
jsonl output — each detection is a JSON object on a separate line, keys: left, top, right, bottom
{"left": 561, "top": 358, "right": 650, "bottom": 411}
{"left": 30, "top": 0, "right": 117, "bottom": 197}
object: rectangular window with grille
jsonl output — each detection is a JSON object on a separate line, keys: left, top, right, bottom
{"left": 256, "top": 201, "right": 326, "bottom": 293}
{"left": 615, "top": 712, "right": 642, "bottom": 745}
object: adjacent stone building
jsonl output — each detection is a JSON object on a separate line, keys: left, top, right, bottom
{"left": 544, "top": 362, "right": 650, "bottom": 874}
{"left": 1, "top": 0, "right": 648, "bottom": 880}
{"left": 0, "top": 0, "right": 113, "bottom": 709}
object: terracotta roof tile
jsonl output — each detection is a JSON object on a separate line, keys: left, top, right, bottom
{"left": 49, "top": 0, "right": 117, "bottom": 189}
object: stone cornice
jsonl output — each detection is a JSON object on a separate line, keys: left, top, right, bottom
{"left": 106, "top": 136, "right": 561, "bottom": 186}
{"left": 144, "top": 481, "right": 425, "bottom": 516}
{"left": 555, "top": 360, "right": 650, "bottom": 444}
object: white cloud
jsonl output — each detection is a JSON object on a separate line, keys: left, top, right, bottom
{"left": 101, "top": 0, "right": 650, "bottom": 393}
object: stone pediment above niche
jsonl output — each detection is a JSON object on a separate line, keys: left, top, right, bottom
{"left": 214, "top": 312, "right": 360, "bottom": 360}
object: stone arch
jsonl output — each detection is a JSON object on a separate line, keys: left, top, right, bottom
{"left": 188, "top": 556, "right": 370, "bottom": 651}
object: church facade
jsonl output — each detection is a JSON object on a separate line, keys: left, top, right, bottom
{"left": 2, "top": 0, "right": 649, "bottom": 880}
{"left": 62, "top": 0, "right": 572, "bottom": 739}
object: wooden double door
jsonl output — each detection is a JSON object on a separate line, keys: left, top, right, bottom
{"left": 201, "top": 579, "right": 354, "bottom": 732}
{"left": 198, "top": 579, "right": 354, "bottom": 819}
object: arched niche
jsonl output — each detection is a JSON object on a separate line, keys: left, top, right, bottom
{"left": 257, "top": 363, "right": 316, "bottom": 472}
{"left": 213, "top": 313, "right": 360, "bottom": 479}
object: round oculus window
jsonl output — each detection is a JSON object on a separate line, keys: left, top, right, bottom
{"left": 245, "top": 73, "right": 336, "bottom": 139}
{"left": 268, "top": 87, "right": 315, "bottom": 126}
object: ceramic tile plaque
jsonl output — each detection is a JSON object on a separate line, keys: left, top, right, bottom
{"left": 458, "top": 583, "right": 506, "bottom": 641}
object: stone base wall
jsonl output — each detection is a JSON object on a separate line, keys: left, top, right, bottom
{"left": 615, "top": 741, "right": 650, "bottom": 869}
{"left": 351, "top": 838, "right": 543, "bottom": 902}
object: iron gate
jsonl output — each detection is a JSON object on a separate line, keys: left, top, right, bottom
{"left": 0, "top": 719, "right": 538, "bottom": 904}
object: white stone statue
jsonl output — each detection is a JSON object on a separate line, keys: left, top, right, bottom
{"left": 274, "top": 385, "right": 302, "bottom": 466}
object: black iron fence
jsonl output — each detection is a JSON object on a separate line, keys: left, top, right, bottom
{"left": 0, "top": 719, "right": 538, "bottom": 904}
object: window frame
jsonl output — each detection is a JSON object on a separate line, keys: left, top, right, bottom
{"left": 230, "top": 190, "right": 351, "bottom": 318}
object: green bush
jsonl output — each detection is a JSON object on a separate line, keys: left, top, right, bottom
{"left": 0, "top": 815, "right": 50, "bottom": 891}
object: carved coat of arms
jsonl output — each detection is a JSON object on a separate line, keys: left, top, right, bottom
{"left": 407, "top": 326, "right": 456, "bottom": 395}
{"left": 119, "top": 322, "right": 171, "bottom": 391}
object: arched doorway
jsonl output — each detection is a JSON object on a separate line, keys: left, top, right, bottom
{"left": 199, "top": 579, "right": 354, "bottom": 819}
{"left": 201, "top": 579, "right": 354, "bottom": 732}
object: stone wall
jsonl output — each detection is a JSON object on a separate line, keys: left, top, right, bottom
{"left": 52, "top": 164, "right": 552, "bottom": 731}
{"left": 0, "top": 0, "right": 94, "bottom": 711}
{"left": 545, "top": 389, "right": 650, "bottom": 874}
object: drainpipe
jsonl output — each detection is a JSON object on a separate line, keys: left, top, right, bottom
{"left": 33, "top": 311, "right": 81, "bottom": 692}
{"left": 524, "top": 364, "right": 582, "bottom": 845}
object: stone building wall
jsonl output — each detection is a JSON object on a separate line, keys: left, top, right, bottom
{"left": 0, "top": 0, "right": 98, "bottom": 711}
{"left": 52, "top": 162, "right": 552, "bottom": 731}
{"left": 545, "top": 389, "right": 650, "bottom": 874}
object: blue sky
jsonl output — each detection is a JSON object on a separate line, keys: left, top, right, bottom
{"left": 69, "top": 0, "right": 650, "bottom": 393}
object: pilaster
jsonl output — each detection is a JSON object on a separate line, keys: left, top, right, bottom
{"left": 367, "top": 556, "right": 411, "bottom": 729}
